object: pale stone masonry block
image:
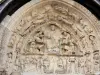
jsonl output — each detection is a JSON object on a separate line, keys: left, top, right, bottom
{"left": 0, "top": 0, "right": 100, "bottom": 75}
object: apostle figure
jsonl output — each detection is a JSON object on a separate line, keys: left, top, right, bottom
{"left": 42, "top": 58, "right": 53, "bottom": 74}
{"left": 55, "top": 58, "right": 66, "bottom": 74}
{"left": 93, "top": 50, "right": 100, "bottom": 73}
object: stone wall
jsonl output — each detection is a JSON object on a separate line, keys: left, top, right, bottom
{"left": 0, "top": 0, "right": 100, "bottom": 75}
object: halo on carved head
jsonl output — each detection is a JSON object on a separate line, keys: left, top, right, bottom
{"left": 50, "top": 24, "right": 56, "bottom": 31}
{"left": 89, "top": 35, "right": 95, "bottom": 41}
{"left": 62, "top": 31, "right": 70, "bottom": 36}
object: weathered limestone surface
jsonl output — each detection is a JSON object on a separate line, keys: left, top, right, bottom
{"left": 0, "top": 0, "right": 100, "bottom": 75}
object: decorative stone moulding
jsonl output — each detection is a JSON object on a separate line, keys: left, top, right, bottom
{"left": 0, "top": 0, "right": 100, "bottom": 75}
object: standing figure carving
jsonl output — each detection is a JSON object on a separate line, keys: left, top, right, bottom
{"left": 6, "top": 52, "right": 13, "bottom": 75}
{"left": 42, "top": 57, "right": 53, "bottom": 74}
{"left": 59, "top": 31, "right": 71, "bottom": 54}
{"left": 78, "top": 57, "right": 85, "bottom": 74}
{"left": 93, "top": 50, "right": 100, "bottom": 73}
{"left": 89, "top": 35, "right": 97, "bottom": 49}
{"left": 8, "top": 34, "right": 16, "bottom": 48}
{"left": 84, "top": 52, "right": 92, "bottom": 74}
{"left": 34, "top": 31, "right": 46, "bottom": 53}
{"left": 68, "top": 57, "right": 78, "bottom": 74}
{"left": 55, "top": 58, "right": 66, "bottom": 74}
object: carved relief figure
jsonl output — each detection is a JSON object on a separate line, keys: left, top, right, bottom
{"left": 72, "top": 18, "right": 84, "bottom": 38}
{"left": 52, "top": 3, "right": 76, "bottom": 25}
{"left": 34, "top": 30, "right": 46, "bottom": 53}
{"left": 80, "top": 19, "right": 93, "bottom": 34}
{"left": 14, "top": 19, "right": 25, "bottom": 33}
{"left": 42, "top": 58, "right": 53, "bottom": 74}
{"left": 24, "top": 30, "right": 47, "bottom": 54}
{"left": 6, "top": 52, "right": 13, "bottom": 74}
{"left": 23, "top": 57, "right": 38, "bottom": 72}
{"left": 89, "top": 35, "right": 97, "bottom": 49}
{"left": 46, "top": 36, "right": 59, "bottom": 54}
{"left": 29, "top": 41, "right": 36, "bottom": 53}
{"left": 14, "top": 37, "right": 24, "bottom": 71}
{"left": 36, "top": 56, "right": 43, "bottom": 73}
{"left": 14, "top": 16, "right": 32, "bottom": 33}
{"left": 22, "top": 57, "right": 30, "bottom": 71}
{"left": 70, "top": 41, "right": 78, "bottom": 55}
{"left": 14, "top": 57, "right": 21, "bottom": 72}
{"left": 55, "top": 58, "right": 66, "bottom": 74}
{"left": 16, "top": 37, "right": 23, "bottom": 54}
{"left": 59, "top": 31, "right": 71, "bottom": 54}
{"left": 50, "top": 24, "right": 56, "bottom": 31}
{"left": 45, "top": 5, "right": 58, "bottom": 21}
{"left": 80, "top": 35, "right": 88, "bottom": 49}
{"left": 7, "top": 52, "right": 13, "bottom": 64}
{"left": 20, "top": 21, "right": 36, "bottom": 37}
{"left": 44, "top": 24, "right": 61, "bottom": 54}
{"left": 4, "top": 0, "right": 100, "bottom": 75}
{"left": 78, "top": 57, "right": 85, "bottom": 74}
{"left": 68, "top": 57, "right": 78, "bottom": 74}
{"left": 46, "top": 38, "right": 59, "bottom": 54}
{"left": 84, "top": 52, "right": 92, "bottom": 74}
{"left": 8, "top": 34, "right": 16, "bottom": 48}
{"left": 93, "top": 50, "right": 100, "bottom": 73}
{"left": 24, "top": 39, "right": 33, "bottom": 54}
{"left": 52, "top": 3, "right": 69, "bottom": 16}
{"left": 31, "top": 57, "right": 38, "bottom": 71}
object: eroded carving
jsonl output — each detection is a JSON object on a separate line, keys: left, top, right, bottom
{"left": 4, "top": 0, "right": 100, "bottom": 75}
{"left": 8, "top": 34, "right": 16, "bottom": 48}
{"left": 93, "top": 50, "right": 100, "bottom": 72}
{"left": 55, "top": 58, "right": 66, "bottom": 74}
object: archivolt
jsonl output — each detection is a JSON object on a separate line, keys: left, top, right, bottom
{"left": 0, "top": 0, "right": 100, "bottom": 75}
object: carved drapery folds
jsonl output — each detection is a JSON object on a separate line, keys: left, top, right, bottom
{"left": 1, "top": 0, "right": 100, "bottom": 75}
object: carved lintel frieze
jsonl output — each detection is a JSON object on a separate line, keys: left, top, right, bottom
{"left": 1, "top": 0, "right": 100, "bottom": 75}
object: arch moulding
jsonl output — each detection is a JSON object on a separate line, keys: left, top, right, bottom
{"left": 0, "top": 0, "right": 100, "bottom": 75}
